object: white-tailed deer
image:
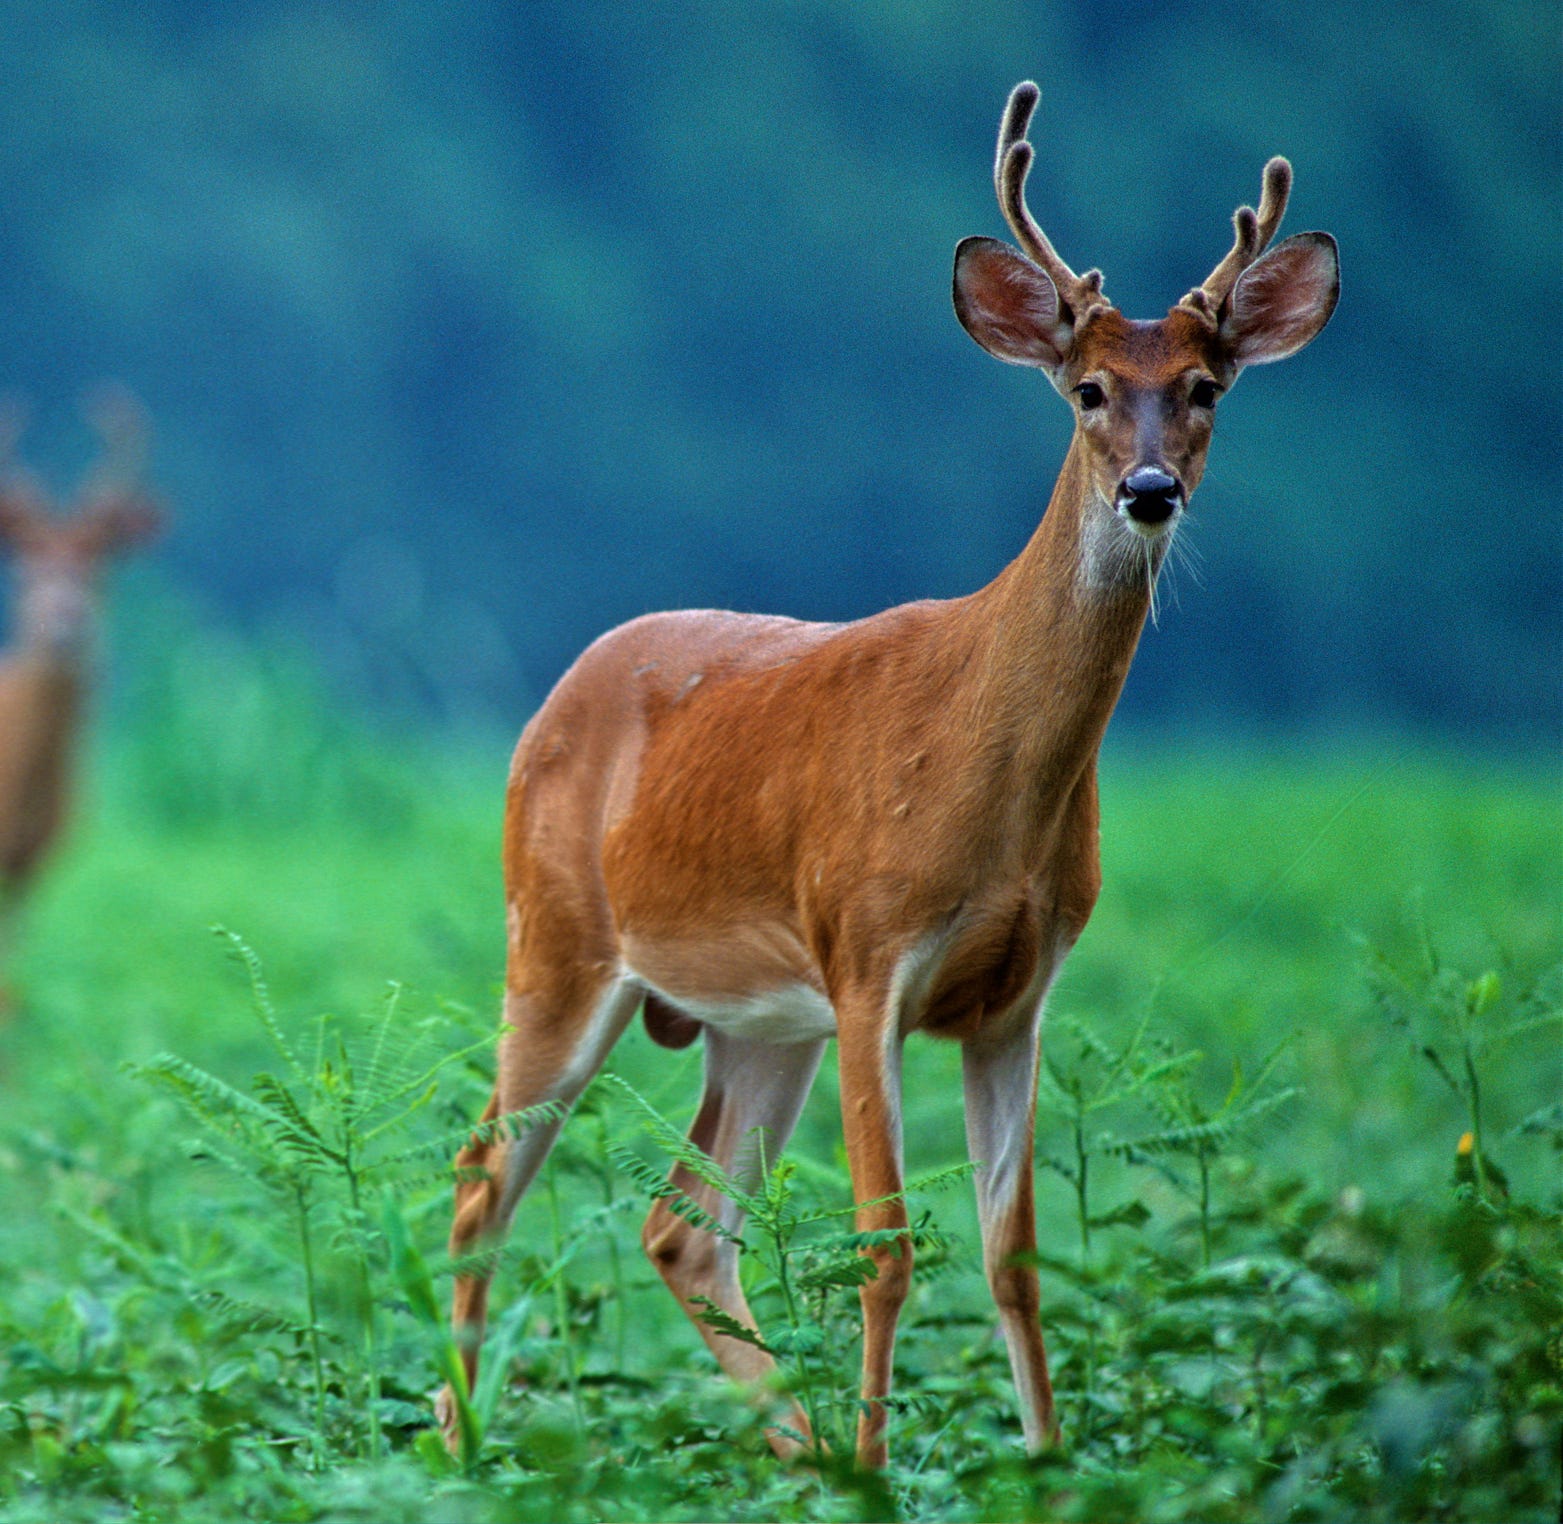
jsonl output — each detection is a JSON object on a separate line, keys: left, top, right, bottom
{"left": 441, "top": 83, "right": 1338, "bottom": 1466}
{"left": 0, "top": 387, "right": 162, "bottom": 983}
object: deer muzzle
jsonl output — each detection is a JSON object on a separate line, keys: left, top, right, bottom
{"left": 1116, "top": 465, "right": 1184, "bottom": 528}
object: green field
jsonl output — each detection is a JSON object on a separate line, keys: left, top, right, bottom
{"left": 0, "top": 658, "right": 1558, "bottom": 1522}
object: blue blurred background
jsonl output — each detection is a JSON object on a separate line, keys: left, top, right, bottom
{"left": 1, "top": 0, "right": 1557, "bottom": 745}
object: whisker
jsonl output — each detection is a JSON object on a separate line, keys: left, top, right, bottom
{"left": 1157, "top": 529, "right": 1183, "bottom": 615}
{"left": 1170, "top": 512, "right": 1206, "bottom": 590}
{"left": 1158, "top": 535, "right": 1180, "bottom": 616}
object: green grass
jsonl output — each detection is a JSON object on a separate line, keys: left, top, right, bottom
{"left": 0, "top": 654, "right": 1558, "bottom": 1521}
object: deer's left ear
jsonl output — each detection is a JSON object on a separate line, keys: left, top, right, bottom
{"left": 1219, "top": 232, "right": 1339, "bottom": 368}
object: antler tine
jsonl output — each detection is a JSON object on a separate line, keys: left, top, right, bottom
{"left": 72, "top": 382, "right": 164, "bottom": 552}
{"left": 993, "top": 83, "right": 1104, "bottom": 309}
{"left": 80, "top": 382, "right": 150, "bottom": 504}
{"left": 1182, "top": 156, "right": 1294, "bottom": 321}
{"left": 0, "top": 392, "right": 50, "bottom": 540}
{"left": 0, "top": 392, "right": 30, "bottom": 477}
{"left": 994, "top": 80, "right": 1040, "bottom": 183}
{"left": 1252, "top": 156, "right": 1292, "bottom": 252}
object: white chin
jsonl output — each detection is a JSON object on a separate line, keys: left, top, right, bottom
{"left": 1117, "top": 509, "right": 1179, "bottom": 541}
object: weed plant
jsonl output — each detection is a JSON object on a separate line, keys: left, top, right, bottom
{"left": 0, "top": 653, "right": 1557, "bottom": 1520}
{"left": 601, "top": 1070, "right": 972, "bottom": 1460}
{"left": 3, "top": 922, "right": 1555, "bottom": 1520}
{"left": 129, "top": 932, "right": 565, "bottom": 1473}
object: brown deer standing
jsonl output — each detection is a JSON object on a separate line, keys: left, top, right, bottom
{"left": 440, "top": 82, "right": 1338, "bottom": 1466}
{"left": 0, "top": 388, "right": 162, "bottom": 987}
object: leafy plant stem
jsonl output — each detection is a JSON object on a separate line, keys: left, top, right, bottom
{"left": 293, "top": 1183, "right": 327, "bottom": 1470}
{"left": 775, "top": 1214, "right": 828, "bottom": 1454}
{"left": 1074, "top": 1114, "right": 1091, "bottom": 1273}
{"left": 546, "top": 1158, "right": 584, "bottom": 1433}
{"left": 1198, "top": 1145, "right": 1213, "bottom": 1270}
{"left": 1462, "top": 1038, "right": 1489, "bottom": 1200}
{"left": 342, "top": 1143, "right": 382, "bottom": 1461}
{"left": 594, "top": 1110, "right": 628, "bottom": 1371}
{"left": 1251, "top": 1314, "right": 1273, "bottom": 1442}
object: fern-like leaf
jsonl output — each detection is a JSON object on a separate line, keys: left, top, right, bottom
{"left": 213, "top": 926, "right": 305, "bottom": 1081}
{"left": 379, "top": 1100, "right": 569, "bottom": 1174}
{"left": 134, "top": 1052, "right": 259, "bottom": 1122}
{"left": 596, "top": 1072, "right": 759, "bottom": 1215}
{"left": 813, "top": 1161, "right": 977, "bottom": 1223}
{"left": 831, "top": 1223, "right": 948, "bottom": 1256}
{"left": 360, "top": 983, "right": 405, "bottom": 1106}
{"left": 358, "top": 1032, "right": 500, "bottom": 1143}
{"left": 251, "top": 1072, "right": 344, "bottom": 1169}
{"left": 606, "top": 1143, "right": 744, "bottom": 1245}
{"left": 689, "top": 1296, "right": 773, "bottom": 1354}
{"left": 796, "top": 1257, "right": 880, "bottom": 1294}
{"left": 194, "top": 1287, "right": 331, "bottom": 1344}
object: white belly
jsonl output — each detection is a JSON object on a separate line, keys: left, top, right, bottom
{"left": 630, "top": 969, "right": 839, "bottom": 1043}
{"left": 620, "top": 921, "right": 837, "bottom": 1044}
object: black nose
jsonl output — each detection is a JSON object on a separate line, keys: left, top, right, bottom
{"left": 1118, "top": 466, "right": 1183, "bottom": 525}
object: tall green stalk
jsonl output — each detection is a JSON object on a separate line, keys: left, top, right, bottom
{"left": 1460, "top": 1036, "right": 1490, "bottom": 1199}
{"left": 1197, "top": 1146, "right": 1213, "bottom": 1270}
{"left": 592, "top": 1109, "right": 628, "bottom": 1372}
{"left": 341, "top": 1145, "right": 383, "bottom": 1461}
{"left": 757, "top": 1170, "right": 827, "bottom": 1453}
{"left": 293, "top": 1184, "right": 328, "bottom": 1469}
{"left": 546, "top": 1159, "right": 585, "bottom": 1433}
{"left": 1073, "top": 1114, "right": 1092, "bottom": 1272}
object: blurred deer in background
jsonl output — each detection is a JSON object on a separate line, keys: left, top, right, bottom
{"left": 439, "top": 83, "right": 1338, "bottom": 1466}
{"left": 0, "top": 386, "right": 163, "bottom": 990}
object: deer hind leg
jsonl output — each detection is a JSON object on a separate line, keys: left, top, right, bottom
{"left": 439, "top": 969, "right": 641, "bottom": 1448}
{"left": 835, "top": 994, "right": 911, "bottom": 1470}
{"left": 641, "top": 1028, "right": 825, "bottom": 1456}
{"left": 962, "top": 1011, "right": 1057, "bottom": 1450}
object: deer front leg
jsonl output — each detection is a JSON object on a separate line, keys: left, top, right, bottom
{"left": 962, "top": 1012, "right": 1057, "bottom": 1449}
{"left": 836, "top": 1002, "right": 910, "bottom": 1469}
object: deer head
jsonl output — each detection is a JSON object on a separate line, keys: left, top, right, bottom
{"left": 0, "top": 386, "right": 163, "bottom": 658}
{"left": 952, "top": 83, "right": 1339, "bottom": 550}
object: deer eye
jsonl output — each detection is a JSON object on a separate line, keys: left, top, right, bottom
{"left": 1190, "top": 377, "right": 1220, "bottom": 409}
{"left": 1075, "top": 381, "right": 1105, "bottom": 411}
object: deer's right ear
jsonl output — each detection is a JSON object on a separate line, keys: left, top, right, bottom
{"left": 953, "top": 237, "right": 1072, "bottom": 371}
{"left": 83, "top": 496, "right": 165, "bottom": 554}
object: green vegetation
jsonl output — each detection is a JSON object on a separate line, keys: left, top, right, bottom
{"left": 1, "top": 10, "right": 1554, "bottom": 1516}
{"left": 0, "top": 655, "right": 1558, "bottom": 1520}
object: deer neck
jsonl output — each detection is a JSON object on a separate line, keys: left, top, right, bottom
{"left": 0, "top": 643, "right": 84, "bottom": 827}
{"left": 8, "top": 569, "right": 97, "bottom": 676}
{"left": 12, "top": 629, "right": 91, "bottom": 676}
{"left": 0, "top": 577, "right": 91, "bottom": 742}
{"left": 952, "top": 433, "right": 1155, "bottom": 825}
{"left": 0, "top": 642, "right": 85, "bottom": 717}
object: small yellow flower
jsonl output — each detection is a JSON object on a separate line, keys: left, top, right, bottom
{"left": 1456, "top": 1131, "right": 1474, "bottom": 1156}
